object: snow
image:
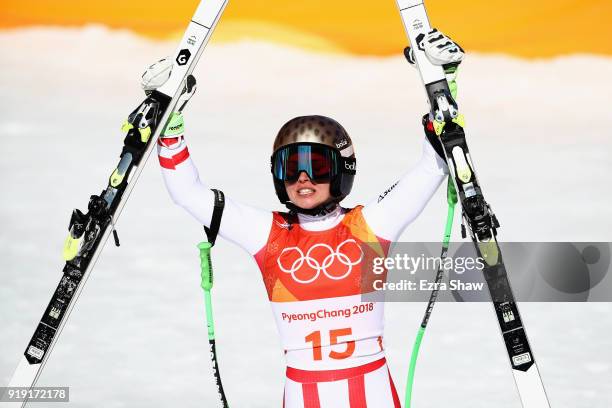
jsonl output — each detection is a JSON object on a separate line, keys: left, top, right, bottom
{"left": 1, "top": 26, "right": 611, "bottom": 407}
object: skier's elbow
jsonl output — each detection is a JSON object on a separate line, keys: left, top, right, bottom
{"left": 166, "top": 181, "right": 209, "bottom": 215}
{"left": 168, "top": 189, "right": 195, "bottom": 209}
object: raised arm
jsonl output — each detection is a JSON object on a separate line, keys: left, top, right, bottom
{"left": 362, "top": 126, "right": 447, "bottom": 242}
{"left": 362, "top": 29, "right": 464, "bottom": 242}
{"left": 143, "top": 59, "right": 272, "bottom": 255}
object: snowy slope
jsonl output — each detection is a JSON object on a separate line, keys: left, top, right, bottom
{"left": 0, "top": 27, "right": 611, "bottom": 407}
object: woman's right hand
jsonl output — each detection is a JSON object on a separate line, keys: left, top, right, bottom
{"left": 139, "top": 58, "right": 197, "bottom": 143}
{"left": 140, "top": 57, "right": 173, "bottom": 94}
{"left": 141, "top": 57, "right": 197, "bottom": 115}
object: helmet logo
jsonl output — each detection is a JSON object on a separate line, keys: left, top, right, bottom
{"left": 344, "top": 161, "right": 356, "bottom": 171}
{"left": 335, "top": 139, "right": 348, "bottom": 149}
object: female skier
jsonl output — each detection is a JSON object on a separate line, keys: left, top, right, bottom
{"left": 144, "top": 30, "right": 463, "bottom": 407}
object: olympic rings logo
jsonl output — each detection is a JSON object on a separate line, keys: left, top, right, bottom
{"left": 277, "top": 239, "right": 364, "bottom": 284}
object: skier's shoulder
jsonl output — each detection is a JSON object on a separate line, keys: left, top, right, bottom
{"left": 345, "top": 205, "right": 364, "bottom": 214}
{"left": 341, "top": 205, "right": 365, "bottom": 223}
{"left": 271, "top": 211, "right": 296, "bottom": 230}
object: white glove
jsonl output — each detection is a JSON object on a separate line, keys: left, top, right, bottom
{"left": 405, "top": 28, "right": 464, "bottom": 68}
{"left": 140, "top": 57, "right": 197, "bottom": 113}
{"left": 140, "top": 57, "right": 173, "bottom": 94}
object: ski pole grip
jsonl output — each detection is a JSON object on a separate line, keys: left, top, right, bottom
{"left": 198, "top": 241, "right": 213, "bottom": 291}
{"left": 447, "top": 177, "right": 458, "bottom": 205}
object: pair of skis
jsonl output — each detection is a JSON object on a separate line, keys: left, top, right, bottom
{"left": 2, "top": 1, "right": 228, "bottom": 406}
{"left": 2, "top": 0, "right": 550, "bottom": 407}
{"left": 396, "top": 1, "right": 551, "bottom": 407}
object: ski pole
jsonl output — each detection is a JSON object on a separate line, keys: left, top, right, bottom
{"left": 405, "top": 178, "right": 457, "bottom": 407}
{"left": 198, "top": 241, "right": 229, "bottom": 408}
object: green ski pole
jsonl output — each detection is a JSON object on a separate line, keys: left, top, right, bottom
{"left": 405, "top": 178, "right": 457, "bottom": 407}
{"left": 197, "top": 188, "right": 228, "bottom": 407}
{"left": 198, "top": 241, "right": 229, "bottom": 407}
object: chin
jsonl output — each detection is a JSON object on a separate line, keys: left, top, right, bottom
{"left": 292, "top": 196, "right": 324, "bottom": 209}
{"left": 293, "top": 201, "right": 318, "bottom": 209}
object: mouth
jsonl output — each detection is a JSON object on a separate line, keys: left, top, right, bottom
{"left": 297, "top": 188, "right": 315, "bottom": 196}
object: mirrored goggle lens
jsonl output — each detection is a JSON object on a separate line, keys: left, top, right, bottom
{"left": 273, "top": 145, "right": 337, "bottom": 182}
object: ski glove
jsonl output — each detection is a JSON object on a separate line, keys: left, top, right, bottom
{"left": 139, "top": 57, "right": 196, "bottom": 143}
{"left": 141, "top": 57, "right": 173, "bottom": 94}
{"left": 140, "top": 57, "right": 197, "bottom": 113}
{"left": 161, "top": 112, "right": 185, "bottom": 141}
{"left": 404, "top": 28, "right": 464, "bottom": 68}
{"left": 404, "top": 29, "right": 463, "bottom": 97}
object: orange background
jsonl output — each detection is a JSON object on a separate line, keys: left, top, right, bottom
{"left": 1, "top": 0, "right": 611, "bottom": 57}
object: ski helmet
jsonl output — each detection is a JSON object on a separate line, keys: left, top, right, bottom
{"left": 270, "top": 115, "right": 356, "bottom": 206}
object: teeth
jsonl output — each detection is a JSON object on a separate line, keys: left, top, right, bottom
{"left": 298, "top": 188, "right": 314, "bottom": 195}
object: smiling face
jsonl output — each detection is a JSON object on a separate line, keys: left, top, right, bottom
{"left": 271, "top": 116, "right": 355, "bottom": 208}
{"left": 284, "top": 171, "right": 332, "bottom": 210}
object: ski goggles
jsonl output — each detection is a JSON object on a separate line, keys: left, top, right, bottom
{"left": 272, "top": 144, "right": 339, "bottom": 183}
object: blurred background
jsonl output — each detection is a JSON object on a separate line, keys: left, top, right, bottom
{"left": 1, "top": 1, "right": 611, "bottom": 407}
{"left": 2, "top": 0, "right": 612, "bottom": 57}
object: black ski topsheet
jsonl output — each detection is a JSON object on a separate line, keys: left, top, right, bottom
{"left": 395, "top": 1, "right": 551, "bottom": 407}
{"left": 24, "top": 90, "right": 172, "bottom": 366}
{"left": 3, "top": 1, "right": 228, "bottom": 405}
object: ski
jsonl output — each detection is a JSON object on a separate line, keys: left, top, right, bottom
{"left": 395, "top": 1, "right": 551, "bottom": 407}
{"left": 2, "top": 1, "right": 228, "bottom": 405}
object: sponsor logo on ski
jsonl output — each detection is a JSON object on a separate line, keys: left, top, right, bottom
{"left": 27, "top": 346, "right": 44, "bottom": 360}
{"left": 49, "top": 307, "right": 61, "bottom": 319}
{"left": 502, "top": 307, "right": 516, "bottom": 323}
{"left": 412, "top": 19, "right": 424, "bottom": 31}
{"left": 176, "top": 49, "right": 192, "bottom": 66}
{"left": 512, "top": 352, "right": 532, "bottom": 366}
{"left": 187, "top": 35, "right": 197, "bottom": 46}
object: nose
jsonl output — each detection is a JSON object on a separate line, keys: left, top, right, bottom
{"left": 297, "top": 171, "right": 312, "bottom": 183}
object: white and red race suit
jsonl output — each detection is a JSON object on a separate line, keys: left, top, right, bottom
{"left": 158, "top": 134, "right": 447, "bottom": 407}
